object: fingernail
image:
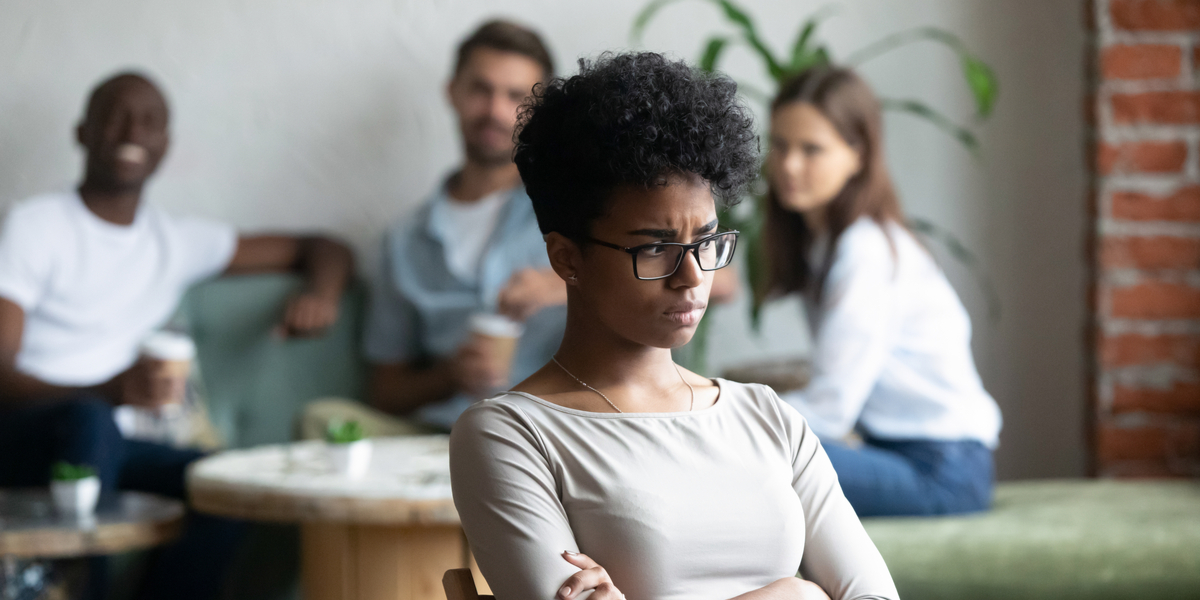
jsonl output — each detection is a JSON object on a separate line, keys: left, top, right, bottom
{"left": 558, "top": 585, "right": 571, "bottom": 598}
{"left": 563, "top": 550, "right": 578, "bottom": 556}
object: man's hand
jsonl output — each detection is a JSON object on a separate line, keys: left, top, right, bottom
{"left": 279, "top": 290, "right": 340, "bottom": 337}
{"left": 228, "top": 235, "right": 353, "bottom": 337}
{"left": 452, "top": 337, "right": 509, "bottom": 397}
{"left": 497, "top": 268, "right": 566, "bottom": 322}
{"left": 107, "top": 358, "right": 184, "bottom": 407}
{"left": 557, "top": 552, "right": 624, "bottom": 600}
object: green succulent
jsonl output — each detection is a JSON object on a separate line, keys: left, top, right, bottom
{"left": 51, "top": 461, "right": 97, "bottom": 481}
{"left": 325, "top": 420, "right": 367, "bottom": 444}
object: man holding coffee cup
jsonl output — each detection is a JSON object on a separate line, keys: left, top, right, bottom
{"left": 0, "top": 72, "right": 354, "bottom": 600}
{"left": 301, "top": 20, "right": 566, "bottom": 436}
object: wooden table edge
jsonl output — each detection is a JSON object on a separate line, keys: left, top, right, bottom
{"left": 188, "top": 482, "right": 462, "bottom": 526}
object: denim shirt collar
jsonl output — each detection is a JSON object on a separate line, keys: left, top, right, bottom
{"left": 411, "top": 181, "right": 538, "bottom": 311}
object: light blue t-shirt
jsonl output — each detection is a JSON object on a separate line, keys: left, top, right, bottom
{"left": 364, "top": 184, "right": 566, "bottom": 429}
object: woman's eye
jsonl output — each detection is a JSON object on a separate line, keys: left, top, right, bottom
{"left": 802, "top": 144, "right": 823, "bottom": 156}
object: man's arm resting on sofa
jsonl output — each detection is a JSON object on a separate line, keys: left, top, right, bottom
{"left": 225, "top": 235, "right": 355, "bottom": 336}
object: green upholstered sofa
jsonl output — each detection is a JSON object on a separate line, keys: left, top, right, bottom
{"left": 184, "top": 274, "right": 369, "bottom": 450}
{"left": 863, "top": 480, "right": 1200, "bottom": 599}
{"left": 152, "top": 275, "right": 1199, "bottom": 600}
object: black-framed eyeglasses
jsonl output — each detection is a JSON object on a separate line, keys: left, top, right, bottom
{"left": 588, "top": 230, "right": 739, "bottom": 280}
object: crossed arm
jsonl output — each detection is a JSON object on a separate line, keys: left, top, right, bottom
{"left": 0, "top": 234, "right": 353, "bottom": 408}
{"left": 556, "top": 551, "right": 831, "bottom": 600}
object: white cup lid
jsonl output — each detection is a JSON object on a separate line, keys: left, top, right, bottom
{"left": 469, "top": 313, "right": 524, "bottom": 338}
{"left": 140, "top": 331, "right": 196, "bottom": 361}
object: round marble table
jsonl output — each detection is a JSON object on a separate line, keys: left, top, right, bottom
{"left": 0, "top": 489, "right": 184, "bottom": 599}
{"left": 188, "top": 436, "right": 486, "bottom": 600}
{"left": 0, "top": 489, "right": 184, "bottom": 559}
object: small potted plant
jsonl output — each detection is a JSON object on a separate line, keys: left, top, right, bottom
{"left": 50, "top": 461, "right": 100, "bottom": 518}
{"left": 325, "top": 420, "right": 371, "bottom": 478}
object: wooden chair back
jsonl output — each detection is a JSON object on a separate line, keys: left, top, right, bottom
{"left": 443, "top": 568, "right": 495, "bottom": 600}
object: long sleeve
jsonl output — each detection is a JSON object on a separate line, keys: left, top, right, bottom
{"left": 779, "top": 396, "right": 898, "bottom": 600}
{"left": 450, "top": 402, "right": 584, "bottom": 600}
{"left": 782, "top": 223, "right": 900, "bottom": 440}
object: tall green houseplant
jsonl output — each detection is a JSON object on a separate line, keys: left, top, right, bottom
{"left": 634, "top": 0, "right": 1001, "bottom": 372}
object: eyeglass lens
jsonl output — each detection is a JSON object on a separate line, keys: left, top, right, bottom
{"left": 634, "top": 233, "right": 736, "bottom": 279}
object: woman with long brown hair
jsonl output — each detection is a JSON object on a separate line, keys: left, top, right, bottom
{"left": 765, "top": 66, "right": 1002, "bottom": 517}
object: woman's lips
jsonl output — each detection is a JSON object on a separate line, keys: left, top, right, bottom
{"left": 664, "top": 302, "right": 707, "bottom": 326}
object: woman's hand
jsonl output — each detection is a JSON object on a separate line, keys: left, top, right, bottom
{"left": 729, "top": 577, "right": 831, "bottom": 600}
{"left": 557, "top": 551, "right": 625, "bottom": 600}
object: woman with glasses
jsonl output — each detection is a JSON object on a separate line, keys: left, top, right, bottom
{"left": 764, "top": 67, "right": 1002, "bottom": 518}
{"left": 450, "top": 53, "right": 897, "bottom": 600}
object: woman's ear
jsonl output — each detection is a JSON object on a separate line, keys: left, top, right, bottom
{"left": 544, "top": 232, "right": 583, "bottom": 285}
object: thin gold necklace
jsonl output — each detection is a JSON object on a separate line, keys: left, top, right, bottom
{"left": 551, "top": 355, "right": 695, "bottom": 413}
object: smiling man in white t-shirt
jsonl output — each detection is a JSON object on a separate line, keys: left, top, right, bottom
{"left": 0, "top": 73, "right": 354, "bottom": 600}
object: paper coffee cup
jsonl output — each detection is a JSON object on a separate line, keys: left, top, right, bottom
{"left": 468, "top": 313, "right": 523, "bottom": 381}
{"left": 139, "top": 331, "right": 195, "bottom": 405}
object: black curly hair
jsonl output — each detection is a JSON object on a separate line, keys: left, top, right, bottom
{"left": 514, "top": 52, "right": 759, "bottom": 241}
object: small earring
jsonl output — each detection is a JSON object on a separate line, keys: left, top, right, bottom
{"left": 568, "top": 274, "right": 578, "bottom": 282}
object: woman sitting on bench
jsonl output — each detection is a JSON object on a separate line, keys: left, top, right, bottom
{"left": 450, "top": 52, "right": 897, "bottom": 600}
{"left": 764, "top": 66, "right": 1003, "bottom": 517}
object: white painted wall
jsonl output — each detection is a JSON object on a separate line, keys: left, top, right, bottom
{"left": 0, "top": 0, "right": 1086, "bottom": 479}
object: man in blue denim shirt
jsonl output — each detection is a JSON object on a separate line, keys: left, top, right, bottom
{"left": 303, "top": 20, "right": 564, "bottom": 433}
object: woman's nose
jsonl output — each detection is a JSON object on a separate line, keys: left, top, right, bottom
{"left": 669, "top": 249, "right": 704, "bottom": 289}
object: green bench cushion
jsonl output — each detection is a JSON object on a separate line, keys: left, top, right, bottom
{"left": 863, "top": 480, "right": 1200, "bottom": 599}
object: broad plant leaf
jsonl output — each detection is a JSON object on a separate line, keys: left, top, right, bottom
{"left": 846, "top": 26, "right": 998, "bottom": 119}
{"left": 962, "top": 56, "right": 998, "bottom": 118}
{"left": 699, "top": 36, "right": 730, "bottom": 72}
{"left": 790, "top": 20, "right": 819, "bottom": 68}
{"left": 788, "top": 5, "right": 837, "bottom": 75}
{"left": 714, "top": 0, "right": 784, "bottom": 79}
{"left": 880, "top": 98, "right": 979, "bottom": 154}
{"left": 631, "top": 0, "right": 785, "bottom": 81}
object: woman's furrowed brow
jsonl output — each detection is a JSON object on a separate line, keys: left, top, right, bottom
{"left": 627, "top": 219, "right": 719, "bottom": 239}
{"left": 627, "top": 227, "right": 677, "bottom": 238}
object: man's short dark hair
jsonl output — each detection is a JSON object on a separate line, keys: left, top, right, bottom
{"left": 514, "top": 52, "right": 759, "bottom": 241}
{"left": 455, "top": 19, "right": 554, "bottom": 79}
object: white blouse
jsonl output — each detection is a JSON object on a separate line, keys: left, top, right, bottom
{"left": 450, "top": 379, "right": 898, "bottom": 600}
{"left": 781, "top": 217, "right": 1002, "bottom": 447}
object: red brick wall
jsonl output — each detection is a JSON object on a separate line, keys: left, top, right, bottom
{"left": 1090, "top": 0, "right": 1200, "bottom": 477}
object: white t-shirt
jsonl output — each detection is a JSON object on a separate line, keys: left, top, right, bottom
{"left": 430, "top": 190, "right": 509, "bottom": 284}
{"left": 0, "top": 192, "right": 238, "bottom": 386}
{"left": 781, "top": 217, "right": 1002, "bottom": 447}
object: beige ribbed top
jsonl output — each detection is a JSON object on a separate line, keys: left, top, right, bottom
{"left": 450, "top": 379, "right": 898, "bottom": 600}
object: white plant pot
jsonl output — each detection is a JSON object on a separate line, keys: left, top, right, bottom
{"left": 328, "top": 440, "right": 372, "bottom": 478}
{"left": 51, "top": 476, "right": 101, "bottom": 518}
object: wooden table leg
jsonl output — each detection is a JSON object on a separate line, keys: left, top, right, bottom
{"left": 301, "top": 523, "right": 464, "bottom": 600}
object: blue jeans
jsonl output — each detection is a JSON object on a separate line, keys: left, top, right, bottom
{"left": 821, "top": 435, "right": 994, "bottom": 517}
{"left": 0, "top": 396, "right": 244, "bottom": 600}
